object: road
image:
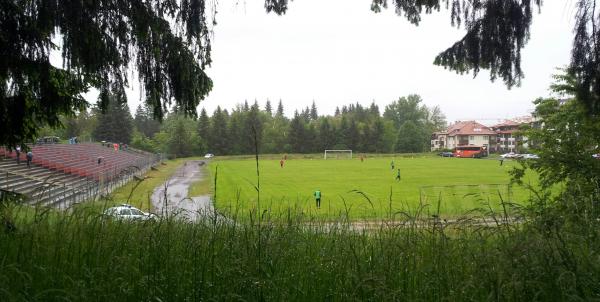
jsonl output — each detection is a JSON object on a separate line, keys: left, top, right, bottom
{"left": 151, "top": 160, "right": 213, "bottom": 221}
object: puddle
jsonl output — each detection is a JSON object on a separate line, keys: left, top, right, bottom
{"left": 151, "top": 160, "right": 214, "bottom": 221}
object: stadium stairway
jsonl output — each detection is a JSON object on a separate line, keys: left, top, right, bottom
{"left": 0, "top": 157, "right": 97, "bottom": 207}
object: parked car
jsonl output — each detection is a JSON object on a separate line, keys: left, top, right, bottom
{"left": 438, "top": 151, "right": 453, "bottom": 157}
{"left": 104, "top": 204, "right": 156, "bottom": 221}
{"left": 593, "top": 153, "right": 600, "bottom": 159}
{"left": 204, "top": 153, "right": 214, "bottom": 159}
{"left": 500, "top": 152, "right": 518, "bottom": 159}
{"left": 522, "top": 154, "right": 540, "bottom": 159}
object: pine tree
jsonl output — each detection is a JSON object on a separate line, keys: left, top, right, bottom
{"left": 210, "top": 107, "right": 230, "bottom": 155}
{"left": 318, "top": 118, "right": 335, "bottom": 150}
{"left": 197, "top": 108, "right": 210, "bottom": 149}
{"left": 310, "top": 101, "right": 318, "bottom": 120}
{"left": 92, "top": 93, "right": 133, "bottom": 144}
{"left": 1, "top": 0, "right": 214, "bottom": 147}
{"left": 369, "top": 118, "right": 386, "bottom": 153}
{"left": 276, "top": 100, "right": 285, "bottom": 118}
{"left": 265, "top": 100, "right": 273, "bottom": 116}
{"left": 288, "top": 111, "right": 307, "bottom": 153}
{"left": 134, "top": 104, "right": 161, "bottom": 138}
{"left": 345, "top": 119, "right": 360, "bottom": 150}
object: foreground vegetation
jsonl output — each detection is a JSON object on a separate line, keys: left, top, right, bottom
{"left": 213, "top": 157, "right": 537, "bottom": 219}
{"left": 1, "top": 199, "right": 599, "bottom": 301}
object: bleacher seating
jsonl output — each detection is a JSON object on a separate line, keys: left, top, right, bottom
{"left": 0, "top": 143, "right": 158, "bottom": 207}
{"left": 1, "top": 143, "right": 154, "bottom": 181}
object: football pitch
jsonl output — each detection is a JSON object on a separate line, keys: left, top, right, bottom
{"left": 211, "top": 156, "right": 537, "bottom": 219}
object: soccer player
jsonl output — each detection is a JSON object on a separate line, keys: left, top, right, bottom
{"left": 314, "top": 190, "right": 321, "bottom": 209}
{"left": 390, "top": 160, "right": 395, "bottom": 170}
{"left": 395, "top": 169, "right": 401, "bottom": 181}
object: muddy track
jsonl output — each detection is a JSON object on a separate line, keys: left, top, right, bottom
{"left": 151, "top": 160, "right": 213, "bottom": 221}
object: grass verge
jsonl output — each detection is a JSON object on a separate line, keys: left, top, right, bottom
{"left": 0, "top": 203, "right": 598, "bottom": 301}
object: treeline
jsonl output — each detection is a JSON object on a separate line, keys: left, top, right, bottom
{"left": 41, "top": 95, "right": 447, "bottom": 157}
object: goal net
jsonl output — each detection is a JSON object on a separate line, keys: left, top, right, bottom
{"left": 324, "top": 150, "right": 352, "bottom": 159}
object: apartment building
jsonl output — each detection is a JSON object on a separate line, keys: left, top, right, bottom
{"left": 491, "top": 116, "right": 537, "bottom": 152}
{"left": 432, "top": 117, "right": 535, "bottom": 153}
{"left": 431, "top": 121, "right": 496, "bottom": 152}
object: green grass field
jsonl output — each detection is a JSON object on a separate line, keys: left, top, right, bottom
{"left": 212, "top": 156, "right": 537, "bottom": 219}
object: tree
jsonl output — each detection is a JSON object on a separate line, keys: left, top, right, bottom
{"left": 383, "top": 95, "right": 428, "bottom": 129}
{"left": 310, "top": 101, "right": 318, "bottom": 120}
{"left": 6, "top": 0, "right": 600, "bottom": 149}
{"left": 345, "top": 120, "right": 360, "bottom": 150}
{"left": 395, "top": 121, "right": 425, "bottom": 153}
{"left": 1, "top": 0, "right": 213, "bottom": 147}
{"left": 167, "top": 116, "right": 202, "bottom": 157}
{"left": 265, "top": 100, "right": 273, "bottom": 116}
{"left": 197, "top": 108, "right": 210, "bottom": 144}
{"left": 317, "top": 118, "right": 336, "bottom": 150}
{"left": 507, "top": 70, "right": 600, "bottom": 222}
{"left": 269, "top": 1, "right": 600, "bottom": 116}
{"left": 276, "top": 100, "right": 285, "bottom": 118}
{"left": 92, "top": 94, "right": 133, "bottom": 144}
{"left": 426, "top": 105, "right": 448, "bottom": 132}
{"left": 209, "top": 107, "right": 230, "bottom": 155}
{"left": 516, "top": 71, "right": 600, "bottom": 191}
{"left": 133, "top": 104, "right": 161, "bottom": 138}
{"left": 242, "top": 101, "right": 264, "bottom": 153}
{"left": 367, "top": 118, "right": 386, "bottom": 153}
{"left": 288, "top": 112, "right": 307, "bottom": 152}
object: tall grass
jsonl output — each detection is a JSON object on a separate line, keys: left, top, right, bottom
{"left": 1, "top": 199, "right": 599, "bottom": 301}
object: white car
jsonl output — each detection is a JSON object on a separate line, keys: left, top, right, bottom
{"left": 204, "top": 153, "right": 214, "bottom": 159}
{"left": 522, "top": 154, "right": 540, "bottom": 159}
{"left": 500, "top": 152, "right": 518, "bottom": 159}
{"left": 104, "top": 204, "right": 156, "bottom": 221}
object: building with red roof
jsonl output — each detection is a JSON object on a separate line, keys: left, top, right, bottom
{"left": 431, "top": 117, "right": 536, "bottom": 153}
{"left": 431, "top": 121, "right": 496, "bottom": 152}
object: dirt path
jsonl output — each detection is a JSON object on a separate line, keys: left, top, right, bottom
{"left": 151, "top": 160, "right": 213, "bottom": 221}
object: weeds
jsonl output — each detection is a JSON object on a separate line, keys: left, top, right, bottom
{"left": 0, "top": 196, "right": 599, "bottom": 301}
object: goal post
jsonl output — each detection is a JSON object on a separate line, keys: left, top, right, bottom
{"left": 324, "top": 149, "right": 352, "bottom": 159}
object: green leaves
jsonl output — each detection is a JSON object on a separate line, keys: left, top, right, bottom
{"left": 1, "top": 0, "right": 214, "bottom": 146}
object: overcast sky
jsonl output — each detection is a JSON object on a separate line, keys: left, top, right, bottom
{"left": 120, "top": 0, "right": 576, "bottom": 125}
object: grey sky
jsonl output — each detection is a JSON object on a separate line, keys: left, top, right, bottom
{"left": 121, "top": 1, "right": 575, "bottom": 125}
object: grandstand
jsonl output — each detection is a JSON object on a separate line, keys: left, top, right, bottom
{"left": 0, "top": 143, "right": 159, "bottom": 207}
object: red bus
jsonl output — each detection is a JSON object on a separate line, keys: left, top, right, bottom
{"left": 453, "top": 146, "right": 487, "bottom": 158}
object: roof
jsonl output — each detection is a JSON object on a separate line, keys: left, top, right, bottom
{"left": 446, "top": 121, "right": 496, "bottom": 136}
{"left": 492, "top": 116, "right": 536, "bottom": 128}
{"left": 492, "top": 120, "right": 520, "bottom": 128}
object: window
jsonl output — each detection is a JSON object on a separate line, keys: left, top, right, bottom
{"left": 483, "top": 135, "right": 488, "bottom": 140}
{"left": 469, "top": 136, "right": 474, "bottom": 140}
{"left": 130, "top": 209, "right": 144, "bottom": 216}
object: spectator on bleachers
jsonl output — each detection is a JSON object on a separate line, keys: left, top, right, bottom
{"left": 98, "top": 156, "right": 103, "bottom": 165}
{"left": 15, "top": 146, "right": 21, "bottom": 164}
{"left": 26, "top": 151, "right": 33, "bottom": 168}
{"left": 113, "top": 143, "right": 118, "bottom": 152}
